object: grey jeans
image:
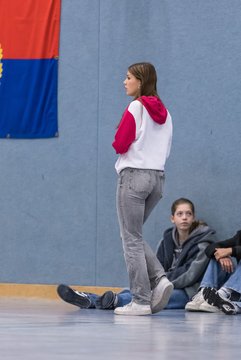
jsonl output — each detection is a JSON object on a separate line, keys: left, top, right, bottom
{"left": 116, "top": 168, "right": 166, "bottom": 305}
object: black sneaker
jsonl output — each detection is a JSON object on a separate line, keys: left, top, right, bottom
{"left": 203, "top": 287, "right": 237, "bottom": 315}
{"left": 100, "top": 291, "right": 117, "bottom": 309}
{"left": 57, "top": 284, "right": 92, "bottom": 309}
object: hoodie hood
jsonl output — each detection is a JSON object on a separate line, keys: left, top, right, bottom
{"left": 138, "top": 96, "right": 167, "bottom": 124}
{"left": 170, "top": 224, "right": 216, "bottom": 247}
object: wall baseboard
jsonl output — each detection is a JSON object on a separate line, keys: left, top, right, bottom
{"left": 0, "top": 283, "right": 123, "bottom": 300}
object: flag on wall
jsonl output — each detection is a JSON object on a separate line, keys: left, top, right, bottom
{"left": 0, "top": 0, "right": 61, "bottom": 138}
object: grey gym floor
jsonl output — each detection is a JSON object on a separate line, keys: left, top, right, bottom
{"left": 0, "top": 298, "right": 239, "bottom": 359}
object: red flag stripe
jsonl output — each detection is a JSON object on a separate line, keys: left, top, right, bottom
{"left": 0, "top": 0, "right": 61, "bottom": 59}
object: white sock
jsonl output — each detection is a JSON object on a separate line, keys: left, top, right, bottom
{"left": 218, "top": 287, "right": 232, "bottom": 299}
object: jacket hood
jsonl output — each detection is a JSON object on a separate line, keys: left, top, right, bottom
{"left": 138, "top": 96, "right": 167, "bottom": 124}
{"left": 169, "top": 224, "right": 216, "bottom": 247}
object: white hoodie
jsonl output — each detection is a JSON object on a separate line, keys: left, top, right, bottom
{"left": 112, "top": 96, "right": 173, "bottom": 174}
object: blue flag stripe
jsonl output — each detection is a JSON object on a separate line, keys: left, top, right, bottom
{"left": 0, "top": 59, "right": 58, "bottom": 138}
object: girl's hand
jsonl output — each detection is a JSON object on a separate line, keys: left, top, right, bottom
{"left": 219, "top": 257, "right": 233, "bottom": 273}
{"left": 214, "top": 248, "right": 232, "bottom": 261}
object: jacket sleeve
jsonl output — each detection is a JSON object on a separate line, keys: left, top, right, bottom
{"left": 205, "top": 231, "right": 241, "bottom": 261}
{"left": 156, "top": 239, "right": 165, "bottom": 265}
{"left": 156, "top": 231, "right": 174, "bottom": 272}
{"left": 167, "top": 242, "right": 210, "bottom": 289}
{"left": 112, "top": 108, "right": 136, "bottom": 154}
{"left": 232, "top": 246, "right": 241, "bottom": 261}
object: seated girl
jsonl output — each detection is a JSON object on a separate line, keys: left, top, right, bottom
{"left": 57, "top": 198, "right": 217, "bottom": 312}
{"left": 185, "top": 230, "right": 241, "bottom": 315}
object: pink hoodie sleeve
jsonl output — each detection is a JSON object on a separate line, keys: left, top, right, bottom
{"left": 112, "top": 108, "right": 136, "bottom": 154}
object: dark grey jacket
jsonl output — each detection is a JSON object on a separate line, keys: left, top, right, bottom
{"left": 156, "top": 225, "right": 216, "bottom": 298}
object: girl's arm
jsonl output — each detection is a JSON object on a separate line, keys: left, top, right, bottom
{"left": 167, "top": 242, "right": 210, "bottom": 288}
{"left": 112, "top": 100, "right": 143, "bottom": 154}
{"left": 214, "top": 248, "right": 232, "bottom": 260}
{"left": 112, "top": 109, "right": 136, "bottom": 154}
{"left": 205, "top": 231, "right": 241, "bottom": 260}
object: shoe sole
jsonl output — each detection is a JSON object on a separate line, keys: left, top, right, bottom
{"left": 114, "top": 308, "right": 151, "bottom": 316}
{"left": 203, "top": 287, "right": 236, "bottom": 315}
{"left": 185, "top": 305, "right": 202, "bottom": 312}
{"left": 100, "top": 291, "right": 116, "bottom": 309}
{"left": 199, "top": 304, "right": 220, "bottom": 313}
{"left": 185, "top": 302, "right": 219, "bottom": 313}
{"left": 57, "top": 284, "right": 91, "bottom": 308}
{"left": 152, "top": 283, "right": 174, "bottom": 314}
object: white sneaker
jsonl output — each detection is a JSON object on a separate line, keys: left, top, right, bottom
{"left": 151, "top": 277, "right": 174, "bottom": 314}
{"left": 199, "top": 300, "right": 220, "bottom": 313}
{"left": 114, "top": 301, "right": 151, "bottom": 316}
{"left": 185, "top": 289, "right": 205, "bottom": 311}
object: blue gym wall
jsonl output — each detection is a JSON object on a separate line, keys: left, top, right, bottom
{"left": 0, "top": 0, "right": 240, "bottom": 287}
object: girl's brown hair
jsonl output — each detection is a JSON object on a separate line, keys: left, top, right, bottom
{"left": 171, "top": 198, "right": 195, "bottom": 216}
{"left": 128, "top": 62, "right": 160, "bottom": 99}
{"left": 116, "top": 62, "right": 160, "bottom": 128}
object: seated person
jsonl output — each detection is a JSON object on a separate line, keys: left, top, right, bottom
{"left": 57, "top": 198, "right": 217, "bottom": 312}
{"left": 185, "top": 230, "right": 241, "bottom": 315}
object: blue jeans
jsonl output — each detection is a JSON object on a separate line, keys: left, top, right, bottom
{"left": 87, "top": 289, "right": 131, "bottom": 308}
{"left": 115, "top": 288, "right": 188, "bottom": 309}
{"left": 88, "top": 288, "right": 188, "bottom": 309}
{"left": 116, "top": 168, "right": 166, "bottom": 305}
{"left": 165, "top": 289, "right": 189, "bottom": 309}
{"left": 200, "top": 258, "right": 241, "bottom": 308}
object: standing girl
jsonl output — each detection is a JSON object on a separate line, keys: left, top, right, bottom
{"left": 112, "top": 62, "right": 173, "bottom": 315}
